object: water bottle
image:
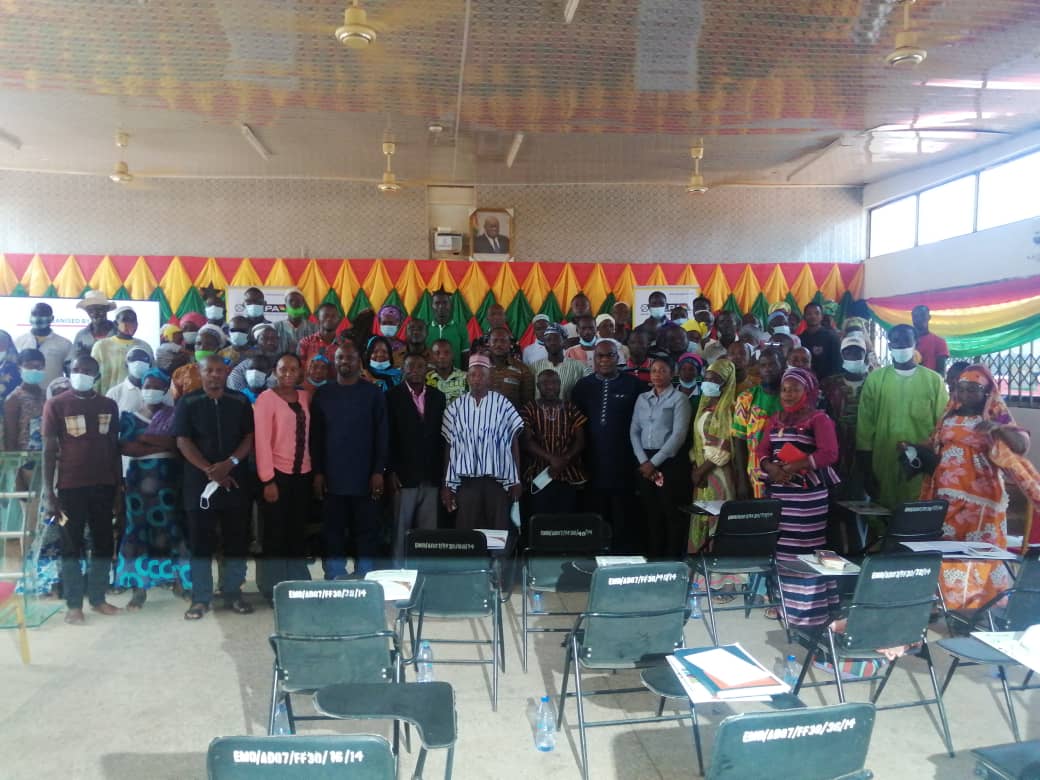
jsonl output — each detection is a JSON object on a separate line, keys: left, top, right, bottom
{"left": 416, "top": 640, "right": 434, "bottom": 683}
{"left": 783, "top": 654, "right": 799, "bottom": 687}
{"left": 534, "top": 696, "right": 556, "bottom": 752}
{"left": 530, "top": 591, "right": 545, "bottom": 614}
{"left": 272, "top": 699, "right": 291, "bottom": 735}
{"left": 687, "top": 594, "right": 702, "bottom": 620}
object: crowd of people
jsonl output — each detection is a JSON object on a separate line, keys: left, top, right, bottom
{"left": 3, "top": 285, "right": 1035, "bottom": 630}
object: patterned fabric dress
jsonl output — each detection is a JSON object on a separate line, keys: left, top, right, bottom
{"left": 113, "top": 406, "right": 190, "bottom": 591}
{"left": 732, "top": 385, "right": 782, "bottom": 498}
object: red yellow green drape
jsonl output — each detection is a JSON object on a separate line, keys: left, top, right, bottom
{"left": 0, "top": 253, "right": 863, "bottom": 340}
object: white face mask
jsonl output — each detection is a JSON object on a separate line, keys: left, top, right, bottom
{"left": 772, "top": 325, "right": 791, "bottom": 336}
{"left": 890, "top": 346, "right": 916, "bottom": 364}
{"left": 244, "top": 303, "right": 264, "bottom": 318}
{"left": 700, "top": 381, "right": 722, "bottom": 397}
{"left": 183, "top": 331, "right": 199, "bottom": 346}
{"left": 380, "top": 324, "right": 398, "bottom": 338}
{"left": 679, "top": 378, "right": 698, "bottom": 389}
{"left": 649, "top": 306, "right": 666, "bottom": 319}
{"left": 205, "top": 305, "right": 224, "bottom": 321}
{"left": 69, "top": 372, "right": 96, "bottom": 392}
{"left": 245, "top": 369, "right": 267, "bottom": 389}
{"left": 140, "top": 388, "right": 166, "bottom": 406}
{"left": 228, "top": 331, "right": 249, "bottom": 348}
{"left": 127, "top": 360, "right": 150, "bottom": 379}
{"left": 842, "top": 359, "right": 866, "bottom": 374}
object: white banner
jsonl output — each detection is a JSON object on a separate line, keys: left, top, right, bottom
{"left": 0, "top": 296, "right": 161, "bottom": 349}
{"left": 632, "top": 285, "right": 702, "bottom": 326}
{"left": 226, "top": 286, "right": 294, "bottom": 324}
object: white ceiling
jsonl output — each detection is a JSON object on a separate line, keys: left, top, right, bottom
{"left": 0, "top": 0, "right": 1038, "bottom": 187}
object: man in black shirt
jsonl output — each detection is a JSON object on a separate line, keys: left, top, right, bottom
{"left": 799, "top": 301, "right": 842, "bottom": 381}
{"left": 174, "top": 355, "right": 255, "bottom": 620}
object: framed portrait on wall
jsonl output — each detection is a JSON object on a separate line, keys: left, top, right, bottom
{"left": 470, "top": 208, "right": 514, "bottom": 259}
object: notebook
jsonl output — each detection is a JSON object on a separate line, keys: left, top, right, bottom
{"left": 674, "top": 643, "right": 790, "bottom": 699}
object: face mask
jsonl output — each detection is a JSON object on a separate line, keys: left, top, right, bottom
{"left": 245, "top": 369, "right": 267, "bottom": 389}
{"left": 673, "top": 317, "right": 687, "bottom": 325}
{"left": 245, "top": 303, "right": 265, "bottom": 318}
{"left": 69, "top": 372, "right": 96, "bottom": 392}
{"left": 285, "top": 305, "right": 308, "bottom": 319}
{"left": 307, "top": 378, "right": 327, "bottom": 388}
{"left": 679, "top": 378, "right": 698, "bottom": 390}
{"left": 843, "top": 359, "right": 866, "bottom": 374}
{"left": 194, "top": 349, "right": 214, "bottom": 362}
{"left": 228, "top": 331, "right": 249, "bottom": 348}
{"left": 141, "top": 388, "right": 166, "bottom": 405}
{"left": 580, "top": 337, "right": 597, "bottom": 348}
{"left": 127, "top": 360, "right": 150, "bottom": 379}
{"left": 772, "top": 325, "right": 791, "bottom": 336}
{"left": 380, "top": 324, "right": 398, "bottom": 338}
{"left": 183, "top": 331, "right": 198, "bottom": 346}
{"left": 890, "top": 346, "right": 915, "bottom": 364}
{"left": 30, "top": 316, "right": 52, "bottom": 329}
{"left": 700, "top": 381, "right": 722, "bottom": 397}
{"left": 649, "top": 306, "right": 666, "bottom": 319}
{"left": 21, "top": 368, "right": 45, "bottom": 386}
{"left": 370, "top": 359, "right": 391, "bottom": 371}
{"left": 205, "top": 305, "right": 224, "bottom": 321}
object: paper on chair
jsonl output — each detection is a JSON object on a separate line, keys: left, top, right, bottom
{"left": 595, "top": 555, "right": 647, "bottom": 567}
{"left": 476, "top": 529, "right": 508, "bottom": 550}
{"left": 364, "top": 569, "right": 418, "bottom": 601}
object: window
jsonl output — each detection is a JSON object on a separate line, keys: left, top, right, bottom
{"left": 869, "top": 195, "right": 917, "bottom": 257}
{"left": 978, "top": 150, "right": 1040, "bottom": 230}
{"left": 917, "top": 175, "right": 976, "bottom": 245}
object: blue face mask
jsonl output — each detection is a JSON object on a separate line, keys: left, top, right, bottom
{"left": 579, "top": 337, "right": 597, "bottom": 348}
{"left": 307, "top": 378, "right": 327, "bottom": 388}
{"left": 21, "top": 368, "right": 45, "bottom": 386}
{"left": 679, "top": 378, "right": 698, "bottom": 390}
{"left": 370, "top": 360, "right": 391, "bottom": 371}
{"left": 700, "top": 381, "right": 722, "bottom": 397}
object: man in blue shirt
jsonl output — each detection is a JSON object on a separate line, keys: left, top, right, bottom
{"left": 310, "top": 341, "right": 388, "bottom": 578}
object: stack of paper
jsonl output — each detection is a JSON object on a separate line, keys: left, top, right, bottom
{"left": 671, "top": 644, "right": 790, "bottom": 700}
{"left": 363, "top": 569, "right": 418, "bottom": 602}
{"left": 476, "top": 529, "right": 509, "bottom": 550}
{"left": 594, "top": 555, "right": 647, "bottom": 567}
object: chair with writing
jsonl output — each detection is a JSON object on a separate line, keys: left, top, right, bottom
{"left": 555, "top": 561, "right": 692, "bottom": 780}
{"left": 936, "top": 551, "right": 1040, "bottom": 745}
{"left": 520, "top": 513, "right": 610, "bottom": 673}
{"left": 705, "top": 701, "right": 876, "bottom": 780}
{"left": 207, "top": 734, "right": 395, "bottom": 780}
{"left": 789, "top": 552, "right": 954, "bottom": 757}
{"left": 403, "top": 529, "right": 504, "bottom": 711}
{"left": 869, "top": 498, "right": 948, "bottom": 553}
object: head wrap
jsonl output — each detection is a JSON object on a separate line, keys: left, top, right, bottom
{"left": 532, "top": 313, "right": 550, "bottom": 324}
{"left": 378, "top": 305, "right": 402, "bottom": 323}
{"left": 768, "top": 310, "right": 789, "bottom": 325}
{"left": 943, "top": 363, "right": 1013, "bottom": 426}
{"left": 822, "top": 300, "right": 839, "bottom": 318}
{"left": 780, "top": 366, "right": 819, "bottom": 416}
{"left": 310, "top": 353, "right": 330, "bottom": 364}
{"left": 180, "top": 311, "right": 207, "bottom": 330}
{"left": 542, "top": 324, "right": 565, "bottom": 338}
{"left": 197, "top": 323, "right": 226, "bottom": 347}
{"left": 595, "top": 314, "right": 615, "bottom": 327}
{"left": 252, "top": 322, "right": 275, "bottom": 340}
{"left": 677, "top": 351, "right": 704, "bottom": 369}
{"left": 468, "top": 354, "right": 492, "bottom": 369}
{"left": 141, "top": 367, "right": 171, "bottom": 388}
{"left": 703, "top": 358, "right": 737, "bottom": 440}
{"left": 769, "top": 301, "right": 792, "bottom": 316}
{"left": 160, "top": 323, "right": 182, "bottom": 343}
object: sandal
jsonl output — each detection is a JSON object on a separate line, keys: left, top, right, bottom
{"left": 712, "top": 592, "right": 738, "bottom": 605}
{"left": 226, "top": 598, "right": 254, "bottom": 615}
{"left": 127, "top": 589, "right": 147, "bottom": 611}
{"left": 763, "top": 606, "right": 781, "bottom": 620}
{"left": 184, "top": 603, "right": 209, "bottom": 621}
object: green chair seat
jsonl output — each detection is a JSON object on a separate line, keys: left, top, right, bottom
{"left": 936, "top": 636, "right": 1015, "bottom": 666}
{"left": 314, "top": 682, "right": 457, "bottom": 751}
{"left": 972, "top": 740, "right": 1040, "bottom": 779}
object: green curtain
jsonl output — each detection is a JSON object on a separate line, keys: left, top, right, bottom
{"left": 598, "top": 292, "right": 617, "bottom": 316}
{"left": 381, "top": 289, "right": 405, "bottom": 315}
{"left": 540, "top": 291, "right": 565, "bottom": 323}
{"left": 411, "top": 290, "right": 433, "bottom": 321}
{"left": 870, "top": 307, "right": 1040, "bottom": 356}
{"left": 149, "top": 287, "right": 173, "bottom": 322}
{"left": 474, "top": 291, "right": 497, "bottom": 332}
{"left": 176, "top": 286, "right": 205, "bottom": 317}
{"left": 749, "top": 292, "right": 770, "bottom": 327}
{"left": 346, "top": 289, "right": 372, "bottom": 321}
{"left": 319, "top": 288, "right": 344, "bottom": 315}
{"left": 505, "top": 290, "right": 534, "bottom": 338}
{"left": 721, "top": 293, "right": 742, "bottom": 316}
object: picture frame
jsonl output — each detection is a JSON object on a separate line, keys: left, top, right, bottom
{"left": 470, "top": 207, "right": 514, "bottom": 258}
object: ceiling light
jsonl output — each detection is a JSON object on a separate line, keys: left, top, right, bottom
{"left": 335, "top": 0, "right": 377, "bottom": 49}
{"left": 505, "top": 132, "right": 525, "bottom": 168}
{"left": 428, "top": 123, "right": 445, "bottom": 134}
{"left": 377, "top": 141, "right": 401, "bottom": 193}
{"left": 885, "top": 0, "right": 926, "bottom": 67}
{"left": 563, "top": 0, "right": 581, "bottom": 24}
{"left": 239, "top": 123, "right": 272, "bottom": 160}
{"left": 687, "top": 140, "right": 708, "bottom": 193}
{"left": 109, "top": 161, "right": 133, "bottom": 184}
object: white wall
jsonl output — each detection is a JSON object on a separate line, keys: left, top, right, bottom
{"left": 0, "top": 169, "right": 865, "bottom": 264}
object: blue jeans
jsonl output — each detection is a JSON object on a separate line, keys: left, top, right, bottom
{"left": 186, "top": 506, "right": 249, "bottom": 605}
{"left": 321, "top": 493, "right": 382, "bottom": 579}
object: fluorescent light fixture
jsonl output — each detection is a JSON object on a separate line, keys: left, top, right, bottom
{"left": 239, "top": 123, "right": 272, "bottom": 160}
{"left": 505, "top": 132, "right": 525, "bottom": 168}
{"left": 564, "top": 0, "right": 580, "bottom": 24}
{"left": 922, "top": 78, "right": 1040, "bottom": 91}
{"left": 0, "top": 128, "right": 22, "bottom": 151}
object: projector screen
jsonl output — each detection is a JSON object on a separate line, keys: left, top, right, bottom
{"left": 0, "top": 296, "right": 162, "bottom": 350}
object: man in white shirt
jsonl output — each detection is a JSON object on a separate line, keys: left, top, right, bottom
{"left": 522, "top": 314, "right": 550, "bottom": 365}
{"left": 15, "top": 302, "right": 74, "bottom": 387}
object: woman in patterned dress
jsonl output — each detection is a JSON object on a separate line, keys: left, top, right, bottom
{"left": 757, "top": 367, "right": 841, "bottom": 627}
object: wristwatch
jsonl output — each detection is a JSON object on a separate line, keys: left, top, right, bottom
{"left": 229, "top": 456, "right": 241, "bottom": 466}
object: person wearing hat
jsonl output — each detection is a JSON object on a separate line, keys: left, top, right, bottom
{"left": 521, "top": 314, "right": 551, "bottom": 366}
{"left": 90, "top": 306, "right": 154, "bottom": 395}
{"left": 227, "top": 323, "right": 279, "bottom": 393}
{"left": 273, "top": 287, "right": 317, "bottom": 354}
{"left": 530, "top": 324, "right": 590, "bottom": 401}
{"left": 172, "top": 323, "right": 226, "bottom": 400}
{"left": 218, "top": 316, "right": 254, "bottom": 368}
{"left": 73, "top": 290, "right": 117, "bottom": 357}
{"left": 821, "top": 331, "right": 871, "bottom": 503}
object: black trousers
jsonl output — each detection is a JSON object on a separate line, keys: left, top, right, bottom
{"left": 258, "top": 471, "right": 313, "bottom": 597}
{"left": 581, "top": 486, "right": 639, "bottom": 554}
{"left": 186, "top": 503, "right": 249, "bottom": 605}
{"left": 637, "top": 451, "right": 691, "bottom": 560}
{"left": 322, "top": 493, "right": 382, "bottom": 578}
{"left": 455, "top": 476, "right": 510, "bottom": 531}
{"left": 58, "top": 485, "right": 116, "bottom": 609}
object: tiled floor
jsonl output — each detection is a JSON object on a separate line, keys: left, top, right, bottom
{"left": 1, "top": 571, "right": 1036, "bottom": 779}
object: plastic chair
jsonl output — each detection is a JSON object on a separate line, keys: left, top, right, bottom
{"left": 403, "top": 529, "right": 504, "bottom": 711}
{"left": 705, "top": 702, "right": 877, "bottom": 780}
{"left": 872, "top": 499, "right": 947, "bottom": 553}
{"left": 687, "top": 500, "right": 788, "bottom": 645}
{"left": 268, "top": 580, "right": 400, "bottom": 735}
{"left": 937, "top": 553, "right": 1040, "bottom": 744}
{"left": 972, "top": 739, "right": 1040, "bottom": 779}
{"left": 791, "top": 552, "right": 954, "bottom": 757}
{"left": 556, "top": 561, "right": 691, "bottom": 780}
{"left": 207, "top": 734, "right": 395, "bottom": 779}
{"left": 520, "top": 513, "right": 610, "bottom": 673}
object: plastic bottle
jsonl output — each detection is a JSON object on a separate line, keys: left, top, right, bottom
{"left": 272, "top": 699, "right": 291, "bottom": 735}
{"left": 783, "top": 654, "right": 800, "bottom": 687}
{"left": 530, "top": 591, "right": 545, "bottom": 614}
{"left": 534, "top": 696, "right": 556, "bottom": 752}
{"left": 687, "top": 594, "right": 702, "bottom": 619}
{"left": 416, "top": 640, "right": 434, "bottom": 683}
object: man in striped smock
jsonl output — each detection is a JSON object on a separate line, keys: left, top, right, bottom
{"left": 440, "top": 353, "right": 524, "bottom": 531}
{"left": 755, "top": 366, "right": 841, "bottom": 627}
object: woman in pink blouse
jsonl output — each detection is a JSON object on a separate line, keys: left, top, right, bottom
{"left": 253, "top": 353, "right": 313, "bottom": 602}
